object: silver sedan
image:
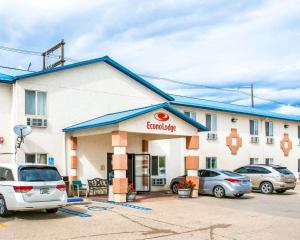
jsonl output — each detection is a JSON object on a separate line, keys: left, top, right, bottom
{"left": 170, "top": 169, "right": 252, "bottom": 198}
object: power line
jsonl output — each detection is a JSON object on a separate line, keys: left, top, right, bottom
{"left": 0, "top": 65, "right": 35, "bottom": 72}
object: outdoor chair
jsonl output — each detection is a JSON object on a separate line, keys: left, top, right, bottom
{"left": 87, "top": 178, "right": 108, "bottom": 196}
{"left": 72, "top": 180, "right": 88, "bottom": 197}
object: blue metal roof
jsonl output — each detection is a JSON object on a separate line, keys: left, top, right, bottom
{"left": 0, "top": 73, "right": 14, "bottom": 84}
{"left": 170, "top": 94, "right": 300, "bottom": 122}
{"left": 12, "top": 56, "right": 173, "bottom": 101}
{"left": 63, "top": 102, "right": 207, "bottom": 132}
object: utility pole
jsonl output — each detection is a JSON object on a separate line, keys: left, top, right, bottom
{"left": 42, "top": 39, "right": 65, "bottom": 70}
{"left": 251, "top": 83, "right": 254, "bottom": 108}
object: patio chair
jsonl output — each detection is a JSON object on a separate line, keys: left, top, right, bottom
{"left": 72, "top": 180, "right": 88, "bottom": 197}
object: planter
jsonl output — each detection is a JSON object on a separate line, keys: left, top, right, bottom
{"left": 127, "top": 192, "right": 137, "bottom": 202}
{"left": 178, "top": 189, "right": 192, "bottom": 198}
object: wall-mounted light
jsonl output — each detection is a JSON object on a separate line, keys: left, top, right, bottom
{"left": 0, "top": 137, "right": 4, "bottom": 144}
{"left": 231, "top": 118, "right": 238, "bottom": 123}
{"left": 284, "top": 124, "right": 289, "bottom": 129}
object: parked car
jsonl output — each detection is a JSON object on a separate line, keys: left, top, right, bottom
{"left": 0, "top": 163, "right": 67, "bottom": 217}
{"left": 234, "top": 164, "right": 296, "bottom": 194}
{"left": 170, "top": 169, "right": 252, "bottom": 198}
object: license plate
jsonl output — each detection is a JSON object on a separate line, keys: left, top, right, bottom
{"left": 40, "top": 188, "right": 50, "bottom": 194}
{"left": 242, "top": 180, "right": 249, "bottom": 185}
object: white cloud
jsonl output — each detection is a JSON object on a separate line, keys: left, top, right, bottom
{"left": 274, "top": 105, "right": 300, "bottom": 116}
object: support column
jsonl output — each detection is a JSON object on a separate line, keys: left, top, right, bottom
{"left": 70, "top": 137, "right": 78, "bottom": 182}
{"left": 111, "top": 131, "right": 128, "bottom": 202}
{"left": 185, "top": 136, "right": 199, "bottom": 198}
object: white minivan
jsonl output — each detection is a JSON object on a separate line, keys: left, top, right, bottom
{"left": 0, "top": 163, "right": 67, "bottom": 217}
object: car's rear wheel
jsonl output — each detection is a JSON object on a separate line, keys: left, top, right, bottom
{"left": 213, "top": 186, "right": 225, "bottom": 198}
{"left": 171, "top": 183, "right": 179, "bottom": 194}
{"left": 260, "top": 182, "right": 273, "bottom": 194}
{"left": 46, "top": 208, "right": 58, "bottom": 214}
{"left": 0, "top": 195, "right": 11, "bottom": 218}
{"left": 234, "top": 193, "right": 244, "bottom": 198}
{"left": 275, "top": 189, "right": 286, "bottom": 194}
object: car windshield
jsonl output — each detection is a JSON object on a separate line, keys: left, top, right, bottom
{"left": 19, "top": 166, "right": 62, "bottom": 182}
{"left": 273, "top": 167, "right": 293, "bottom": 175}
{"left": 221, "top": 170, "right": 242, "bottom": 177}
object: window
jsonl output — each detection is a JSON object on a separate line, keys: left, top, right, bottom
{"left": 25, "top": 153, "right": 48, "bottom": 164}
{"left": 184, "top": 111, "right": 196, "bottom": 120}
{"left": 151, "top": 156, "right": 166, "bottom": 176}
{"left": 265, "top": 121, "right": 273, "bottom": 137}
{"left": 206, "top": 157, "right": 217, "bottom": 168}
{"left": 250, "top": 120, "right": 259, "bottom": 135}
{"left": 19, "top": 166, "right": 61, "bottom": 182}
{"left": 250, "top": 158, "right": 259, "bottom": 165}
{"left": 206, "top": 114, "right": 217, "bottom": 132}
{"left": 25, "top": 90, "right": 47, "bottom": 116}
{"left": 298, "top": 159, "right": 300, "bottom": 172}
{"left": 265, "top": 158, "right": 274, "bottom": 165}
{"left": 201, "top": 170, "right": 220, "bottom": 177}
{"left": 0, "top": 168, "right": 14, "bottom": 181}
{"left": 298, "top": 126, "right": 300, "bottom": 139}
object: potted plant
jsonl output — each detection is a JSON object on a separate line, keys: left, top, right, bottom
{"left": 177, "top": 179, "right": 196, "bottom": 198}
{"left": 127, "top": 184, "right": 137, "bottom": 202}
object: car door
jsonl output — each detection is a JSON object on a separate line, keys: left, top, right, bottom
{"left": 200, "top": 170, "right": 220, "bottom": 195}
{"left": 235, "top": 166, "right": 259, "bottom": 188}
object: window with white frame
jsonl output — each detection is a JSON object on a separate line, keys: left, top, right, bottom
{"left": 298, "top": 159, "right": 300, "bottom": 172}
{"left": 250, "top": 119, "right": 259, "bottom": 135}
{"left": 206, "top": 114, "right": 217, "bottom": 132}
{"left": 250, "top": 158, "right": 259, "bottom": 165}
{"left": 25, "top": 90, "right": 47, "bottom": 116}
{"left": 25, "top": 153, "right": 48, "bottom": 164}
{"left": 184, "top": 111, "right": 196, "bottom": 120}
{"left": 298, "top": 126, "right": 300, "bottom": 139}
{"left": 206, "top": 157, "right": 217, "bottom": 169}
{"left": 151, "top": 156, "right": 166, "bottom": 176}
{"left": 265, "top": 121, "right": 273, "bottom": 137}
{"left": 265, "top": 158, "right": 274, "bottom": 165}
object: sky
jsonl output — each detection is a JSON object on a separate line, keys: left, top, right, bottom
{"left": 0, "top": 0, "right": 300, "bottom": 116}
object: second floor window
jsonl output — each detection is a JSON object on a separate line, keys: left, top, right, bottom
{"left": 206, "top": 157, "right": 217, "bottom": 168}
{"left": 265, "top": 121, "right": 273, "bottom": 137}
{"left": 25, "top": 90, "right": 47, "bottom": 116}
{"left": 184, "top": 111, "right": 196, "bottom": 120}
{"left": 250, "top": 119, "right": 259, "bottom": 135}
{"left": 206, "top": 114, "right": 217, "bottom": 132}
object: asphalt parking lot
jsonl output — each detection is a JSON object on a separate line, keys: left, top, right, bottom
{"left": 1, "top": 186, "right": 300, "bottom": 240}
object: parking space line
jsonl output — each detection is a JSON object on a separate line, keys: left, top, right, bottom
{"left": 0, "top": 223, "right": 7, "bottom": 228}
{"left": 92, "top": 200, "right": 152, "bottom": 211}
{"left": 59, "top": 208, "right": 92, "bottom": 217}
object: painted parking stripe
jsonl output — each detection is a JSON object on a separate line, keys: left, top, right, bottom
{"left": 0, "top": 223, "right": 7, "bottom": 228}
{"left": 59, "top": 208, "right": 92, "bottom": 217}
{"left": 92, "top": 200, "right": 152, "bottom": 211}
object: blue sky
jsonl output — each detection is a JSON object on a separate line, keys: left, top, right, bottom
{"left": 1, "top": 0, "right": 300, "bottom": 115}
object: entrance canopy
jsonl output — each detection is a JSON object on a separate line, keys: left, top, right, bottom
{"left": 63, "top": 103, "right": 207, "bottom": 137}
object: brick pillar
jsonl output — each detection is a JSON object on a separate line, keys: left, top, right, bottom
{"left": 70, "top": 137, "right": 78, "bottom": 182}
{"left": 111, "top": 131, "right": 128, "bottom": 202}
{"left": 185, "top": 136, "right": 199, "bottom": 198}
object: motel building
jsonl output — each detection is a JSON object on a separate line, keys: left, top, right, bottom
{"left": 0, "top": 56, "right": 300, "bottom": 202}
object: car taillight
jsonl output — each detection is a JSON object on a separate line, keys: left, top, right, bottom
{"left": 224, "top": 178, "right": 241, "bottom": 183}
{"left": 56, "top": 184, "right": 66, "bottom": 191}
{"left": 13, "top": 186, "right": 33, "bottom": 193}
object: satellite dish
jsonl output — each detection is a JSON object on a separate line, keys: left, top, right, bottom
{"left": 13, "top": 125, "right": 32, "bottom": 137}
{"left": 14, "top": 125, "right": 32, "bottom": 149}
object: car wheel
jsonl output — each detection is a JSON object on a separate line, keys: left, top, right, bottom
{"left": 46, "top": 208, "right": 59, "bottom": 214}
{"left": 171, "top": 183, "right": 179, "bottom": 194}
{"left": 260, "top": 182, "right": 273, "bottom": 194}
{"left": 0, "top": 195, "right": 11, "bottom": 218}
{"left": 213, "top": 186, "right": 225, "bottom": 198}
{"left": 234, "top": 193, "right": 244, "bottom": 198}
{"left": 275, "top": 189, "right": 286, "bottom": 194}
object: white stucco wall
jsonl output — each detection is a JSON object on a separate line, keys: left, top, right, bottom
{"left": 12, "top": 61, "right": 167, "bottom": 175}
{"left": 0, "top": 84, "right": 13, "bottom": 162}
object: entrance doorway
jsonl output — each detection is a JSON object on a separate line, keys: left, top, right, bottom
{"left": 107, "top": 153, "right": 150, "bottom": 192}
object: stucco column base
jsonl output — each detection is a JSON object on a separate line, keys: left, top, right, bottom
{"left": 108, "top": 186, "right": 114, "bottom": 201}
{"left": 191, "top": 189, "right": 198, "bottom": 198}
{"left": 114, "top": 193, "right": 127, "bottom": 203}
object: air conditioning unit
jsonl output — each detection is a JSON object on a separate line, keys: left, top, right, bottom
{"left": 152, "top": 178, "right": 166, "bottom": 186}
{"left": 251, "top": 136, "right": 259, "bottom": 143}
{"left": 27, "top": 117, "right": 47, "bottom": 128}
{"left": 266, "top": 137, "right": 274, "bottom": 144}
{"left": 207, "top": 133, "right": 217, "bottom": 140}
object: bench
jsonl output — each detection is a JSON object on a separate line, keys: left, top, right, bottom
{"left": 87, "top": 178, "right": 108, "bottom": 196}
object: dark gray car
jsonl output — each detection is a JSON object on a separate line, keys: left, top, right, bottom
{"left": 170, "top": 169, "right": 252, "bottom": 198}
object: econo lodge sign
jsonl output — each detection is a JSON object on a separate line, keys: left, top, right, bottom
{"left": 146, "top": 112, "right": 177, "bottom": 132}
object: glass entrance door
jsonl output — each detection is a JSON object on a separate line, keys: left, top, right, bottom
{"left": 134, "top": 154, "right": 150, "bottom": 192}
